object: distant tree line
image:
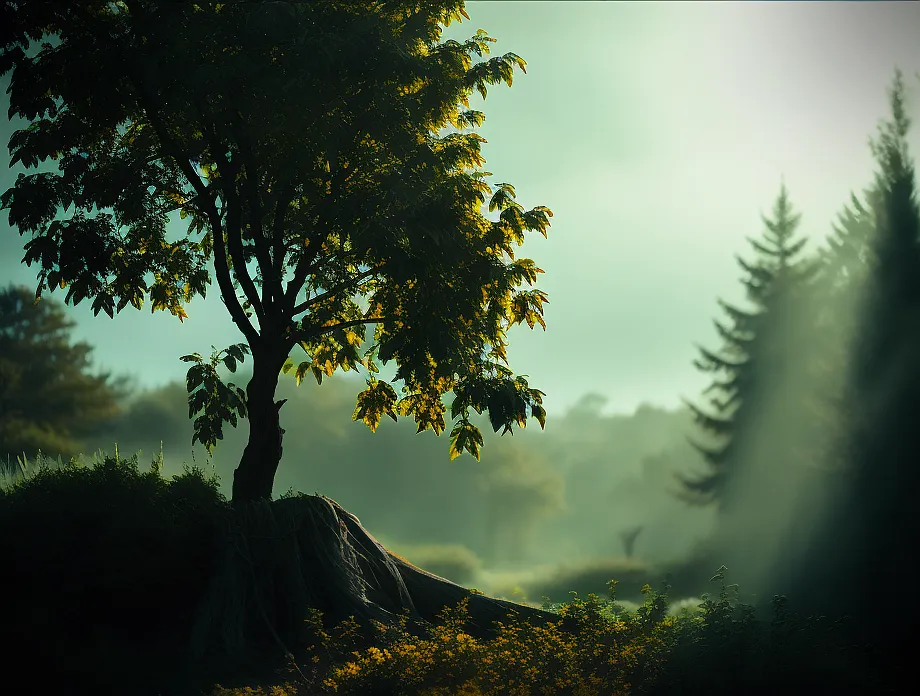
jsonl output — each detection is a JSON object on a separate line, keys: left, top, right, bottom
{"left": 0, "top": 283, "right": 132, "bottom": 471}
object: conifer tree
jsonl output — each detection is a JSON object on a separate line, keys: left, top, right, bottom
{"left": 797, "top": 70, "right": 920, "bottom": 642}
{"left": 806, "top": 185, "right": 883, "bottom": 473}
{"left": 680, "top": 182, "right": 819, "bottom": 511}
{"left": 822, "top": 188, "right": 879, "bottom": 294}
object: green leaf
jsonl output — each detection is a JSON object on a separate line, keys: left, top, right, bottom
{"left": 352, "top": 379, "right": 399, "bottom": 432}
{"left": 450, "top": 394, "right": 465, "bottom": 421}
{"left": 295, "top": 360, "right": 311, "bottom": 386}
{"left": 488, "top": 182, "right": 517, "bottom": 212}
{"left": 227, "top": 343, "right": 246, "bottom": 362}
{"left": 187, "top": 388, "right": 208, "bottom": 419}
{"left": 449, "top": 421, "right": 483, "bottom": 461}
{"left": 186, "top": 366, "right": 206, "bottom": 393}
{"left": 531, "top": 403, "right": 547, "bottom": 429}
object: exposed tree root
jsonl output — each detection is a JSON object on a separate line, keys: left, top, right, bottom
{"left": 189, "top": 493, "right": 578, "bottom": 666}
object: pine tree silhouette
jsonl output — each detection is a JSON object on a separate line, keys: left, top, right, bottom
{"left": 679, "top": 182, "right": 819, "bottom": 512}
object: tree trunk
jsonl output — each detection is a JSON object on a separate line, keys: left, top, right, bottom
{"left": 189, "top": 494, "right": 580, "bottom": 674}
{"left": 207, "top": 338, "right": 578, "bottom": 687}
{"left": 231, "top": 346, "right": 288, "bottom": 505}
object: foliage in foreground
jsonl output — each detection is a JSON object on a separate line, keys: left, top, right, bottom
{"left": 0, "top": 447, "right": 230, "bottom": 694}
{"left": 207, "top": 572, "right": 890, "bottom": 696}
{"left": 3, "top": 449, "right": 895, "bottom": 696}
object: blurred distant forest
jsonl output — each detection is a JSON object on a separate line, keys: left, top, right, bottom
{"left": 0, "top": 296, "right": 716, "bottom": 578}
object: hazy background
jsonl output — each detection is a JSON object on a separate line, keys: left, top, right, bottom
{"left": 3, "top": 1, "right": 920, "bottom": 606}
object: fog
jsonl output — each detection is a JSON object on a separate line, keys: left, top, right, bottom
{"left": 52, "top": 374, "right": 714, "bottom": 605}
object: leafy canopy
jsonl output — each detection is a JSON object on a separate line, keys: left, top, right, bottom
{"left": 0, "top": 0, "right": 552, "bottom": 461}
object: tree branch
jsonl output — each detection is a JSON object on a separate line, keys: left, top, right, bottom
{"left": 291, "top": 267, "right": 381, "bottom": 316}
{"left": 282, "top": 162, "right": 350, "bottom": 310}
{"left": 198, "top": 118, "right": 266, "bottom": 326}
{"left": 293, "top": 316, "right": 389, "bottom": 343}
{"left": 271, "top": 179, "right": 296, "bottom": 308}
{"left": 119, "top": 0, "right": 258, "bottom": 347}
{"left": 230, "top": 118, "right": 280, "bottom": 312}
{"left": 284, "top": 229, "right": 332, "bottom": 307}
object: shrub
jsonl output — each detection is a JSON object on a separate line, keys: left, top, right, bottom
{"left": 0, "top": 447, "right": 229, "bottom": 694}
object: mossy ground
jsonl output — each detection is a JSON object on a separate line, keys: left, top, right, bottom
{"left": 1, "top": 449, "right": 899, "bottom": 696}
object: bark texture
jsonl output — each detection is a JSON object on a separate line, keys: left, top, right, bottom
{"left": 189, "top": 494, "right": 579, "bottom": 663}
{"left": 231, "top": 349, "right": 288, "bottom": 505}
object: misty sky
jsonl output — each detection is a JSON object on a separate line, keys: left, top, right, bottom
{"left": 3, "top": 1, "right": 920, "bottom": 417}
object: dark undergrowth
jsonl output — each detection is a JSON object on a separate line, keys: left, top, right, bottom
{"left": 0, "top": 449, "right": 899, "bottom": 696}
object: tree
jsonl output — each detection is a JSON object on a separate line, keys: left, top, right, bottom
{"left": 0, "top": 0, "right": 551, "bottom": 506}
{"left": 0, "top": 282, "right": 134, "bottom": 470}
{"left": 792, "top": 70, "right": 920, "bottom": 647}
{"left": 680, "top": 182, "right": 820, "bottom": 512}
{"left": 0, "top": 0, "right": 568, "bottom": 666}
{"left": 802, "top": 184, "right": 883, "bottom": 477}
{"left": 821, "top": 187, "right": 879, "bottom": 296}
{"left": 848, "top": 69, "right": 920, "bottom": 394}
